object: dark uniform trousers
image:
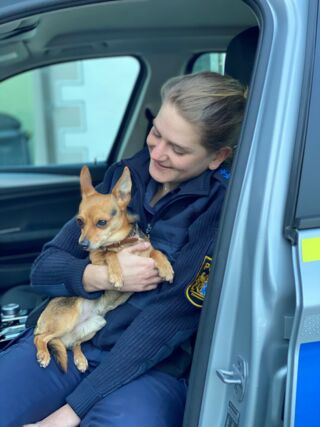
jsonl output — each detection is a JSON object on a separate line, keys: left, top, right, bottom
{"left": 0, "top": 329, "right": 187, "bottom": 427}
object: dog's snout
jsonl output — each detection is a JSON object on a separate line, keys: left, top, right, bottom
{"left": 79, "top": 239, "right": 90, "bottom": 250}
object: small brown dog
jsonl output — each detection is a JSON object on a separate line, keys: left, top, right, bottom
{"left": 34, "top": 165, "right": 174, "bottom": 373}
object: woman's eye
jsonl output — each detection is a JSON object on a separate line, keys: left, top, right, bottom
{"left": 152, "top": 126, "right": 161, "bottom": 138}
{"left": 96, "top": 220, "right": 107, "bottom": 228}
{"left": 172, "top": 147, "right": 185, "bottom": 156}
{"left": 76, "top": 218, "right": 84, "bottom": 228}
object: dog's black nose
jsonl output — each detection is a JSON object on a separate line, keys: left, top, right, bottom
{"left": 80, "top": 239, "right": 90, "bottom": 250}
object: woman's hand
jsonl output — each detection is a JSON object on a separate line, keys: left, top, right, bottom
{"left": 83, "top": 242, "right": 162, "bottom": 293}
{"left": 22, "top": 404, "right": 80, "bottom": 427}
{"left": 117, "top": 242, "right": 162, "bottom": 291}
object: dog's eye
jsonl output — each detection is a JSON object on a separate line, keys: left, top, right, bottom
{"left": 76, "top": 217, "right": 84, "bottom": 228}
{"left": 96, "top": 220, "right": 107, "bottom": 228}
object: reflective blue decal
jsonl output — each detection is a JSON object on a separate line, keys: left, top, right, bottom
{"left": 295, "top": 342, "right": 320, "bottom": 426}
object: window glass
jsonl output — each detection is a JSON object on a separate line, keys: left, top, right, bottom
{"left": 192, "top": 52, "right": 226, "bottom": 74}
{"left": 0, "top": 56, "right": 140, "bottom": 167}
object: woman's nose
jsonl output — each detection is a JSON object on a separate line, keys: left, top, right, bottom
{"left": 150, "top": 140, "right": 167, "bottom": 161}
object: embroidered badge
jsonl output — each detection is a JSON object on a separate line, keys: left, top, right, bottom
{"left": 185, "top": 256, "right": 212, "bottom": 308}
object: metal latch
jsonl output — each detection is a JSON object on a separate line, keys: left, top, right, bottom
{"left": 216, "top": 355, "right": 248, "bottom": 402}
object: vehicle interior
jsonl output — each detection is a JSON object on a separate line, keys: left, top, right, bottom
{"left": 0, "top": 0, "right": 259, "bottom": 310}
{"left": 0, "top": 0, "right": 260, "bottom": 423}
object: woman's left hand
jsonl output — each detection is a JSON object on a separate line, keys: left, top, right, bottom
{"left": 22, "top": 404, "right": 80, "bottom": 427}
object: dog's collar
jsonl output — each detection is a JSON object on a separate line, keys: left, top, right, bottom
{"left": 106, "top": 236, "right": 139, "bottom": 249}
{"left": 103, "top": 223, "right": 142, "bottom": 250}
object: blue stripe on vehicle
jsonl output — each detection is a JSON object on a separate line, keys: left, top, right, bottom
{"left": 295, "top": 341, "right": 320, "bottom": 426}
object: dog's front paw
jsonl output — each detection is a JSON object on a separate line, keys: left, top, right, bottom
{"left": 108, "top": 270, "right": 123, "bottom": 289}
{"left": 159, "top": 263, "right": 174, "bottom": 283}
{"left": 37, "top": 350, "right": 51, "bottom": 368}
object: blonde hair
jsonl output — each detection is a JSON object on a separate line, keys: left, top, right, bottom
{"left": 161, "top": 72, "right": 246, "bottom": 155}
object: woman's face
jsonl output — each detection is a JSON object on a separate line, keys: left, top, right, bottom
{"left": 147, "top": 102, "right": 229, "bottom": 190}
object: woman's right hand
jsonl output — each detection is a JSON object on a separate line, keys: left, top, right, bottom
{"left": 83, "top": 242, "right": 162, "bottom": 293}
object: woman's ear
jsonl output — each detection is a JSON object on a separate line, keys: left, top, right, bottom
{"left": 208, "top": 146, "right": 232, "bottom": 170}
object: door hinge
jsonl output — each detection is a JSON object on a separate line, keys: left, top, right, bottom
{"left": 216, "top": 355, "right": 248, "bottom": 402}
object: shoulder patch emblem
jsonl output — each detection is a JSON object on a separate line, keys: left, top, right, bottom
{"left": 185, "top": 256, "right": 212, "bottom": 308}
{"left": 218, "top": 167, "right": 230, "bottom": 180}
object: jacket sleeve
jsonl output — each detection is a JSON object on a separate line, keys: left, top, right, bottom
{"left": 30, "top": 218, "right": 100, "bottom": 299}
{"left": 30, "top": 163, "right": 119, "bottom": 299}
{"left": 66, "top": 199, "right": 222, "bottom": 418}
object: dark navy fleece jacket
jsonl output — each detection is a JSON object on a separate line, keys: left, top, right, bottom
{"left": 30, "top": 147, "right": 229, "bottom": 418}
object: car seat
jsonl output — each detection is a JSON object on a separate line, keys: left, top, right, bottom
{"left": 224, "top": 26, "right": 259, "bottom": 87}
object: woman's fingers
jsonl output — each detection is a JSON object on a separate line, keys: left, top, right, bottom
{"left": 116, "top": 248, "right": 163, "bottom": 292}
{"left": 83, "top": 241, "right": 166, "bottom": 293}
{"left": 143, "top": 269, "right": 162, "bottom": 281}
{"left": 143, "top": 283, "right": 159, "bottom": 291}
{"left": 123, "top": 241, "right": 151, "bottom": 253}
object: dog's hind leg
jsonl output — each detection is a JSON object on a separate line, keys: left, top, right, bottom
{"left": 34, "top": 333, "right": 53, "bottom": 369}
{"left": 64, "top": 315, "right": 107, "bottom": 372}
{"left": 73, "top": 343, "right": 89, "bottom": 373}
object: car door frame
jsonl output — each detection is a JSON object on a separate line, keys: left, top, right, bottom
{"left": 184, "top": 0, "right": 316, "bottom": 426}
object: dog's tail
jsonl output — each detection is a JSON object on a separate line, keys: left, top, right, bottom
{"left": 49, "top": 338, "right": 68, "bottom": 372}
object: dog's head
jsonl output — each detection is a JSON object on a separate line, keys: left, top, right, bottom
{"left": 77, "top": 166, "right": 133, "bottom": 251}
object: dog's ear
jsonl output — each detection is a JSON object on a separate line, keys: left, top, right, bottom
{"left": 112, "top": 166, "right": 132, "bottom": 210}
{"left": 80, "top": 166, "right": 96, "bottom": 197}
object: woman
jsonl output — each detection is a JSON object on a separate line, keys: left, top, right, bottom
{"left": 0, "top": 71, "right": 246, "bottom": 427}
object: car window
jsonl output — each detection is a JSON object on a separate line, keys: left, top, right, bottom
{"left": 192, "top": 52, "right": 226, "bottom": 74}
{"left": 0, "top": 56, "right": 140, "bottom": 167}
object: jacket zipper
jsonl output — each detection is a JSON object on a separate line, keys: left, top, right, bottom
{"left": 145, "top": 223, "right": 152, "bottom": 237}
